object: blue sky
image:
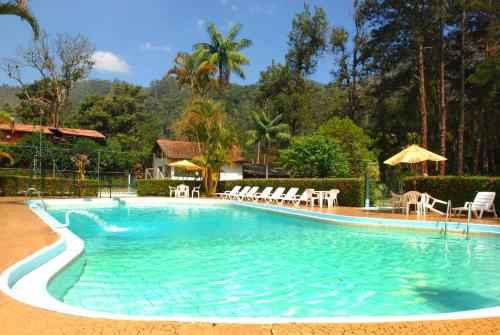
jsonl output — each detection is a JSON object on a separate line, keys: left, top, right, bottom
{"left": 0, "top": 0, "right": 355, "bottom": 87}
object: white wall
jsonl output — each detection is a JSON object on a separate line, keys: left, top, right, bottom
{"left": 220, "top": 164, "right": 243, "bottom": 181}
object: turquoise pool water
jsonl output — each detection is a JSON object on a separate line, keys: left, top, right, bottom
{"left": 47, "top": 204, "right": 500, "bottom": 318}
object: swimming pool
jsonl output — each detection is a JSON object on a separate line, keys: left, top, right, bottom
{"left": 40, "top": 200, "right": 500, "bottom": 319}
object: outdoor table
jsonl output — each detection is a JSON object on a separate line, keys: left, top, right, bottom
{"left": 313, "top": 190, "right": 331, "bottom": 208}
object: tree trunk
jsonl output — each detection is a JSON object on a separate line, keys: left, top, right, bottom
{"left": 457, "top": 1, "right": 467, "bottom": 175}
{"left": 256, "top": 141, "right": 260, "bottom": 164}
{"left": 417, "top": 42, "right": 428, "bottom": 174}
{"left": 438, "top": 18, "right": 447, "bottom": 176}
{"left": 472, "top": 108, "right": 483, "bottom": 174}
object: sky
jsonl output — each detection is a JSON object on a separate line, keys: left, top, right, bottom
{"left": 0, "top": 0, "right": 355, "bottom": 87}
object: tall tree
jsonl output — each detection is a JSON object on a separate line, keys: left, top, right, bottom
{"left": 416, "top": 0, "right": 429, "bottom": 175}
{"left": 246, "top": 110, "right": 289, "bottom": 178}
{"left": 457, "top": 0, "right": 467, "bottom": 175}
{"left": 180, "top": 99, "right": 235, "bottom": 195}
{"left": 166, "top": 51, "right": 215, "bottom": 98}
{"left": 285, "top": 3, "right": 329, "bottom": 77}
{"left": 4, "top": 32, "right": 94, "bottom": 127}
{"left": 0, "top": 0, "right": 39, "bottom": 40}
{"left": 436, "top": 0, "right": 448, "bottom": 175}
{"left": 194, "top": 23, "right": 252, "bottom": 93}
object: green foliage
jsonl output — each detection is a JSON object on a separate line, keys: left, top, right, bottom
{"left": 72, "top": 82, "right": 160, "bottom": 152}
{"left": 179, "top": 99, "right": 235, "bottom": 195}
{"left": 402, "top": 176, "right": 500, "bottom": 212}
{"left": 246, "top": 110, "right": 289, "bottom": 178}
{"left": 219, "top": 178, "right": 365, "bottom": 207}
{"left": 286, "top": 3, "right": 329, "bottom": 77}
{"left": 0, "top": 175, "right": 98, "bottom": 197}
{"left": 194, "top": 22, "right": 252, "bottom": 92}
{"left": 279, "top": 135, "right": 350, "bottom": 178}
{"left": 136, "top": 179, "right": 202, "bottom": 196}
{"left": 316, "top": 117, "right": 379, "bottom": 178}
{"left": 0, "top": 1, "right": 39, "bottom": 40}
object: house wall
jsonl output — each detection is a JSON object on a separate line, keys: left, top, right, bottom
{"left": 220, "top": 164, "right": 243, "bottom": 181}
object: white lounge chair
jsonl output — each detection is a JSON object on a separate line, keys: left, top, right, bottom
{"left": 215, "top": 185, "right": 241, "bottom": 199}
{"left": 266, "top": 187, "right": 286, "bottom": 203}
{"left": 326, "top": 189, "right": 340, "bottom": 208}
{"left": 252, "top": 187, "right": 273, "bottom": 202}
{"left": 169, "top": 186, "right": 177, "bottom": 197}
{"left": 419, "top": 193, "right": 447, "bottom": 215}
{"left": 452, "top": 192, "right": 497, "bottom": 219}
{"left": 230, "top": 186, "right": 251, "bottom": 200}
{"left": 276, "top": 188, "right": 299, "bottom": 204}
{"left": 292, "top": 189, "right": 315, "bottom": 207}
{"left": 238, "top": 186, "right": 259, "bottom": 201}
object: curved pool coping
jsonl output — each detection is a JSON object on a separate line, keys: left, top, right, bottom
{"left": 0, "top": 197, "right": 499, "bottom": 324}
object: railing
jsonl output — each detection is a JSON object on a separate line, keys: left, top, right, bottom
{"left": 145, "top": 168, "right": 165, "bottom": 180}
{"left": 444, "top": 200, "right": 452, "bottom": 235}
{"left": 25, "top": 187, "right": 47, "bottom": 210}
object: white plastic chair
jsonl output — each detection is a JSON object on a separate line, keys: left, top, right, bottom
{"left": 266, "top": 187, "right": 286, "bottom": 203}
{"left": 403, "top": 191, "right": 421, "bottom": 214}
{"left": 230, "top": 186, "right": 251, "bottom": 200}
{"left": 390, "top": 190, "right": 403, "bottom": 212}
{"left": 214, "top": 186, "right": 241, "bottom": 199}
{"left": 169, "top": 186, "right": 177, "bottom": 197}
{"left": 191, "top": 186, "right": 201, "bottom": 198}
{"left": 419, "top": 193, "right": 447, "bottom": 215}
{"left": 176, "top": 184, "right": 189, "bottom": 198}
{"left": 453, "top": 192, "right": 497, "bottom": 218}
{"left": 252, "top": 187, "right": 273, "bottom": 202}
{"left": 238, "top": 186, "right": 259, "bottom": 201}
{"left": 276, "top": 188, "right": 299, "bottom": 204}
{"left": 292, "top": 189, "right": 315, "bottom": 207}
{"left": 326, "top": 189, "right": 340, "bottom": 208}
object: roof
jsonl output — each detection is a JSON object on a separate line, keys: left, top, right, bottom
{"left": 0, "top": 123, "right": 105, "bottom": 139}
{"left": 155, "top": 140, "right": 247, "bottom": 163}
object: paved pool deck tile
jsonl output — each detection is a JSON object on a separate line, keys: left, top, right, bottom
{"left": 0, "top": 197, "right": 499, "bottom": 335}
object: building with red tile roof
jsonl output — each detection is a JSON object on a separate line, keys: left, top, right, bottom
{"left": 0, "top": 123, "right": 105, "bottom": 145}
{"left": 149, "top": 139, "right": 247, "bottom": 180}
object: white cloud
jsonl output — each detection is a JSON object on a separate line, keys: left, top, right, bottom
{"left": 249, "top": 4, "right": 274, "bottom": 14}
{"left": 220, "top": 0, "right": 228, "bottom": 5}
{"left": 196, "top": 19, "right": 206, "bottom": 30}
{"left": 231, "top": 4, "right": 238, "bottom": 11}
{"left": 140, "top": 42, "right": 171, "bottom": 52}
{"left": 91, "top": 51, "right": 130, "bottom": 74}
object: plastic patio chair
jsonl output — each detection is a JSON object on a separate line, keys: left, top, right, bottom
{"left": 276, "top": 188, "right": 299, "bottom": 204}
{"left": 452, "top": 192, "right": 498, "bottom": 219}
{"left": 403, "top": 191, "right": 421, "bottom": 214}
{"left": 252, "top": 187, "right": 273, "bottom": 202}
{"left": 238, "top": 186, "right": 259, "bottom": 201}
{"left": 214, "top": 186, "right": 241, "bottom": 199}
{"left": 326, "top": 189, "right": 340, "bottom": 208}
{"left": 229, "top": 186, "right": 251, "bottom": 200}
{"left": 191, "top": 186, "right": 201, "bottom": 198}
{"left": 419, "top": 193, "right": 447, "bottom": 215}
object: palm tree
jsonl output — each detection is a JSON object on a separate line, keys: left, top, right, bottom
{"left": 246, "top": 111, "right": 289, "bottom": 179}
{"left": 181, "top": 99, "right": 235, "bottom": 195}
{"left": 167, "top": 51, "right": 215, "bottom": 98}
{"left": 0, "top": 1, "right": 39, "bottom": 40}
{"left": 194, "top": 22, "right": 252, "bottom": 93}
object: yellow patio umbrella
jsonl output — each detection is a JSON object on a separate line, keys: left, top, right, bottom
{"left": 384, "top": 144, "right": 447, "bottom": 166}
{"left": 168, "top": 160, "right": 202, "bottom": 170}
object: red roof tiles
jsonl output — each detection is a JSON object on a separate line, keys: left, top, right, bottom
{"left": 0, "top": 123, "right": 105, "bottom": 139}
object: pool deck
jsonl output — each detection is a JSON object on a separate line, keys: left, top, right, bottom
{"left": 0, "top": 197, "right": 499, "bottom": 335}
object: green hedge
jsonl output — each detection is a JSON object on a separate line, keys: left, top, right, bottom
{"left": 219, "top": 178, "right": 365, "bottom": 207}
{"left": 402, "top": 176, "right": 500, "bottom": 210}
{"left": 136, "top": 180, "right": 203, "bottom": 196}
{"left": 0, "top": 175, "right": 98, "bottom": 197}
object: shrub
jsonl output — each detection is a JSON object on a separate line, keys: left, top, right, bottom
{"left": 136, "top": 180, "right": 203, "bottom": 196}
{"left": 219, "top": 178, "right": 364, "bottom": 207}
{"left": 402, "top": 176, "right": 500, "bottom": 210}
{"left": 0, "top": 175, "right": 98, "bottom": 197}
{"left": 279, "top": 135, "right": 350, "bottom": 178}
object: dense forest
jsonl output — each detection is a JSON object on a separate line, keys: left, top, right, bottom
{"left": 1, "top": 0, "right": 498, "bottom": 183}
